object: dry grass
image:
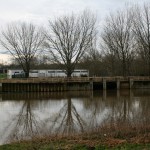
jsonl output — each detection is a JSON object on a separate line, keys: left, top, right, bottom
{"left": 6, "top": 121, "right": 150, "bottom": 149}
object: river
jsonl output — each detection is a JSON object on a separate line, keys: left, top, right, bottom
{"left": 0, "top": 89, "right": 150, "bottom": 145}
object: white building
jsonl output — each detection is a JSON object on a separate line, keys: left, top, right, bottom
{"left": 7, "top": 69, "right": 89, "bottom": 79}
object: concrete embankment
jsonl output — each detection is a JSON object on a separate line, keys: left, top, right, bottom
{"left": 0, "top": 78, "right": 91, "bottom": 92}
{"left": 0, "top": 77, "right": 150, "bottom": 92}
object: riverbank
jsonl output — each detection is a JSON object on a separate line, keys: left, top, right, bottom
{"left": 1, "top": 122, "right": 150, "bottom": 150}
{"left": 0, "top": 137, "right": 150, "bottom": 150}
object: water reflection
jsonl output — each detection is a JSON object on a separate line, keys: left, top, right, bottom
{"left": 0, "top": 90, "right": 150, "bottom": 145}
{"left": 0, "top": 100, "right": 42, "bottom": 142}
{"left": 44, "top": 97, "right": 87, "bottom": 136}
{"left": 6, "top": 100, "right": 43, "bottom": 143}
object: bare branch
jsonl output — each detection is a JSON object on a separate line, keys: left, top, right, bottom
{"left": 44, "top": 10, "right": 97, "bottom": 77}
{"left": 0, "top": 22, "right": 45, "bottom": 77}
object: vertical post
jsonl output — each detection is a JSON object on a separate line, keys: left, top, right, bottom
{"left": 37, "top": 83, "right": 39, "bottom": 92}
{"left": 117, "top": 90, "right": 120, "bottom": 99}
{"left": 27, "top": 83, "right": 29, "bottom": 92}
{"left": 117, "top": 79, "right": 120, "bottom": 90}
{"left": 90, "top": 81, "right": 93, "bottom": 90}
{"left": 64, "top": 83, "right": 67, "bottom": 91}
{"left": 129, "top": 78, "right": 133, "bottom": 89}
{"left": 89, "top": 77, "right": 93, "bottom": 90}
{"left": 103, "top": 79, "right": 106, "bottom": 90}
{"left": 129, "top": 89, "right": 133, "bottom": 100}
{"left": 16, "top": 83, "right": 20, "bottom": 92}
{"left": 103, "top": 90, "right": 106, "bottom": 100}
{"left": 31, "top": 83, "right": 33, "bottom": 92}
{"left": 25, "top": 83, "right": 27, "bottom": 92}
{"left": 14, "top": 83, "right": 16, "bottom": 92}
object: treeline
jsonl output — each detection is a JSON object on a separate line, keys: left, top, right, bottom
{"left": 0, "top": 3, "right": 150, "bottom": 77}
{"left": 80, "top": 4, "right": 150, "bottom": 77}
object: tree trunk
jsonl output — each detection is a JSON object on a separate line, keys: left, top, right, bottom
{"left": 66, "top": 67, "right": 73, "bottom": 77}
{"left": 25, "top": 71, "right": 29, "bottom": 78}
{"left": 67, "top": 72, "right": 72, "bottom": 78}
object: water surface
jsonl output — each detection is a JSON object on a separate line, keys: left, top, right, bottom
{"left": 0, "top": 89, "right": 150, "bottom": 145}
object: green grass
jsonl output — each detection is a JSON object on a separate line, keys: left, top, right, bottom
{"left": 73, "top": 144, "right": 150, "bottom": 150}
{"left": 0, "top": 142, "right": 150, "bottom": 150}
{"left": 0, "top": 73, "right": 7, "bottom": 79}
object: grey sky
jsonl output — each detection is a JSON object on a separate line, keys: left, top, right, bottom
{"left": 0, "top": 0, "right": 149, "bottom": 27}
{"left": 0, "top": 0, "right": 149, "bottom": 62}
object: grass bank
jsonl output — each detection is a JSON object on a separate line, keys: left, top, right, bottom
{"left": 0, "top": 139, "right": 150, "bottom": 150}
{"left": 0, "top": 118, "right": 150, "bottom": 149}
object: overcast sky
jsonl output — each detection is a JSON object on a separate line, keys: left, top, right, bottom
{"left": 0, "top": 0, "right": 149, "bottom": 27}
{"left": 0, "top": 0, "right": 149, "bottom": 63}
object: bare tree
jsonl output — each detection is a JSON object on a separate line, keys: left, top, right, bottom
{"left": 0, "top": 22, "right": 45, "bottom": 78}
{"left": 80, "top": 36, "right": 104, "bottom": 76}
{"left": 133, "top": 4, "right": 150, "bottom": 76}
{"left": 44, "top": 10, "right": 97, "bottom": 77}
{"left": 101, "top": 8, "right": 136, "bottom": 76}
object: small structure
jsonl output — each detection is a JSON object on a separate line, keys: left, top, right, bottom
{"left": 7, "top": 69, "right": 89, "bottom": 79}
{"left": 7, "top": 69, "right": 25, "bottom": 79}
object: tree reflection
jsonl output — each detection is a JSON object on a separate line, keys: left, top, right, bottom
{"left": 81, "top": 91, "right": 109, "bottom": 128}
{"left": 1, "top": 90, "right": 150, "bottom": 145}
{"left": 102, "top": 90, "right": 150, "bottom": 126}
{"left": 45, "top": 97, "right": 86, "bottom": 136}
{"left": 104, "top": 92, "right": 131, "bottom": 123}
{"left": 5, "top": 100, "right": 42, "bottom": 143}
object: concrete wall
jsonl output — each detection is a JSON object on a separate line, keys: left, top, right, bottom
{"left": 1, "top": 80, "right": 150, "bottom": 92}
{"left": 133, "top": 81, "right": 150, "bottom": 89}
{"left": 1, "top": 82, "right": 91, "bottom": 92}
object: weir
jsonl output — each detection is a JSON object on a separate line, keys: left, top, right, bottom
{"left": 0, "top": 77, "right": 150, "bottom": 92}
